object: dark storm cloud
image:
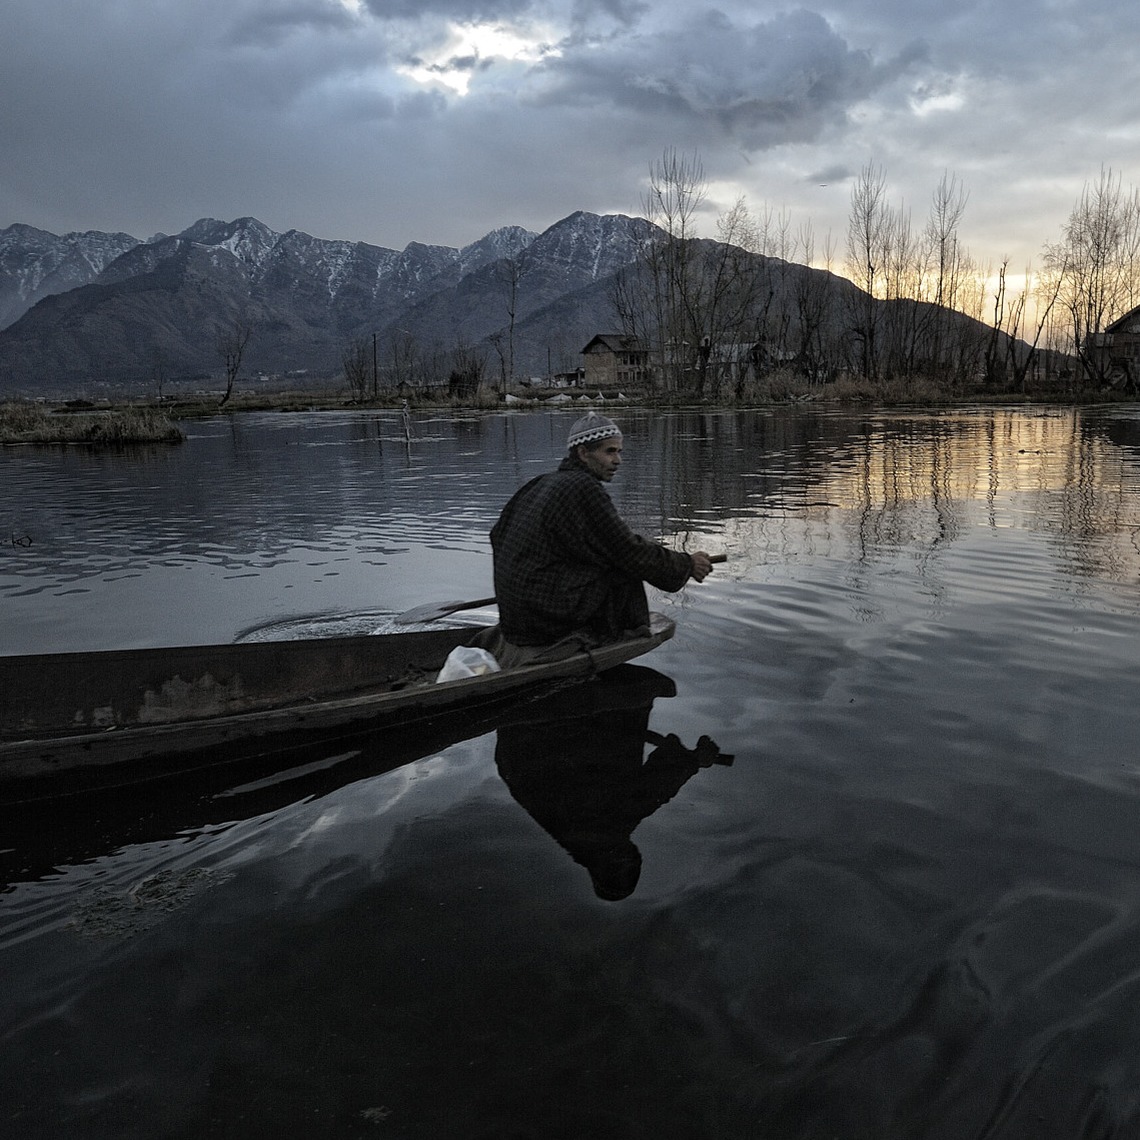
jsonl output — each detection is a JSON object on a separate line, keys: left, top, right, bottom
{"left": 807, "top": 164, "right": 854, "bottom": 188}
{"left": 362, "top": 0, "right": 534, "bottom": 19}
{"left": 567, "top": 0, "right": 649, "bottom": 27}
{"left": 2, "top": 0, "right": 1140, "bottom": 272}
{"left": 228, "top": 0, "right": 360, "bottom": 46}
{"left": 529, "top": 9, "right": 926, "bottom": 149}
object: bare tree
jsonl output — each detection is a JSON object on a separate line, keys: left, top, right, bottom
{"left": 494, "top": 229, "right": 530, "bottom": 391}
{"left": 216, "top": 317, "right": 253, "bottom": 407}
{"left": 993, "top": 260, "right": 1062, "bottom": 392}
{"left": 342, "top": 336, "right": 371, "bottom": 402}
{"left": 921, "top": 174, "right": 974, "bottom": 384}
{"left": 984, "top": 260, "right": 1011, "bottom": 387}
{"left": 149, "top": 347, "right": 169, "bottom": 400}
{"left": 641, "top": 148, "right": 708, "bottom": 391}
{"left": 686, "top": 197, "right": 771, "bottom": 398}
{"left": 448, "top": 340, "right": 487, "bottom": 398}
{"left": 1044, "top": 167, "right": 1140, "bottom": 384}
{"left": 845, "top": 163, "right": 891, "bottom": 379}
{"left": 388, "top": 328, "right": 424, "bottom": 391}
{"left": 489, "top": 330, "right": 508, "bottom": 391}
{"left": 881, "top": 203, "right": 921, "bottom": 378}
{"left": 791, "top": 222, "right": 837, "bottom": 383}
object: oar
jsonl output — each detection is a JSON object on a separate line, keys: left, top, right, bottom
{"left": 394, "top": 596, "right": 497, "bottom": 625}
{"left": 394, "top": 555, "right": 726, "bottom": 626}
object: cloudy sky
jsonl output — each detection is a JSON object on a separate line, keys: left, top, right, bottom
{"left": 3, "top": 0, "right": 1136, "bottom": 278}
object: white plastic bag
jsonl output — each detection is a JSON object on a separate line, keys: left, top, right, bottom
{"left": 435, "top": 645, "right": 501, "bottom": 683}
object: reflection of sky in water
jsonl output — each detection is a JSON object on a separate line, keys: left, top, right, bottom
{"left": 6, "top": 407, "right": 1140, "bottom": 1135}
{"left": 0, "top": 411, "right": 519, "bottom": 651}
{"left": 5, "top": 406, "right": 1140, "bottom": 654}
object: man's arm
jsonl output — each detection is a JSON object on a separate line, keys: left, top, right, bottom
{"left": 571, "top": 477, "right": 714, "bottom": 591}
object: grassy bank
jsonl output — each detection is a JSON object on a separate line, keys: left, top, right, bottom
{"left": 0, "top": 402, "right": 185, "bottom": 445}
{"left": 4, "top": 374, "right": 1127, "bottom": 433}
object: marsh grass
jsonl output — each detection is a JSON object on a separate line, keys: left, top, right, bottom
{"left": 0, "top": 402, "right": 184, "bottom": 445}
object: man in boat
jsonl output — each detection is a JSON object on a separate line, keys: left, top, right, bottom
{"left": 475, "top": 411, "right": 715, "bottom": 665}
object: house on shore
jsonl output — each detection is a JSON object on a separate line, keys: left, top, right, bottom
{"left": 1092, "top": 305, "right": 1140, "bottom": 387}
{"left": 581, "top": 334, "right": 651, "bottom": 390}
{"left": 579, "top": 331, "right": 801, "bottom": 392}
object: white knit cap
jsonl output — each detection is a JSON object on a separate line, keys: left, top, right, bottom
{"left": 567, "top": 411, "right": 621, "bottom": 449}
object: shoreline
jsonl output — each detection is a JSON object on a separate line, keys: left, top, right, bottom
{"left": 3, "top": 383, "right": 1136, "bottom": 445}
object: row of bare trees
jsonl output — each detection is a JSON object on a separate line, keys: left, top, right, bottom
{"left": 196, "top": 158, "right": 1140, "bottom": 403}
{"left": 611, "top": 152, "right": 1007, "bottom": 394}
{"left": 342, "top": 332, "right": 489, "bottom": 401}
{"left": 321, "top": 155, "right": 1140, "bottom": 401}
{"left": 849, "top": 162, "right": 1140, "bottom": 390}
{"left": 611, "top": 150, "right": 791, "bottom": 397}
{"left": 612, "top": 151, "right": 1140, "bottom": 396}
{"left": 843, "top": 163, "right": 997, "bottom": 387}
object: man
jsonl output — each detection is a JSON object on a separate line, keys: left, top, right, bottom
{"left": 483, "top": 411, "right": 715, "bottom": 659}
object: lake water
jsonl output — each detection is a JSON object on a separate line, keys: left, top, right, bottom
{"left": 4, "top": 404, "right": 1140, "bottom": 1138}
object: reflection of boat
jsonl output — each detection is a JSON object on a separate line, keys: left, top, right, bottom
{"left": 0, "top": 614, "right": 675, "bottom": 793}
{"left": 0, "top": 663, "right": 682, "bottom": 887}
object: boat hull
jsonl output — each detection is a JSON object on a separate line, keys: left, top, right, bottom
{"left": 0, "top": 615, "right": 675, "bottom": 785}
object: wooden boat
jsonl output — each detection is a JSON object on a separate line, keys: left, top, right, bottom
{"left": 0, "top": 613, "right": 675, "bottom": 787}
{"left": 1, "top": 663, "right": 680, "bottom": 879}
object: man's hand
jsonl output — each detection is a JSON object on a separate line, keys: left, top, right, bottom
{"left": 689, "top": 551, "right": 715, "bottom": 582}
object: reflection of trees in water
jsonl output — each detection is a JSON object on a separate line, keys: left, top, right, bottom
{"left": 641, "top": 407, "right": 1140, "bottom": 589}
{"left": 12, "top": 406, "right": 1140, "bottom": 602}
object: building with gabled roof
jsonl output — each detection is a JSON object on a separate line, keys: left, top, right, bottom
{"left": 581, "top": 334, "right": 651, "bottom": 390}
{"left": 1092, "top": 305, "right": 1140, "bottom": 388}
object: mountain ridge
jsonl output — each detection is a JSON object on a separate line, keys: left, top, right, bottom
{"left": 0, "top": 212, "right": 658, "bottom": 394}
{"left": 0, "top": 212, "right": 1005, "bottom": 397}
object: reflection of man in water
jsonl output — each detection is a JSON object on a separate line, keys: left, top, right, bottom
{"left": 494, "top": 669, "right": 731, "bottom": 900}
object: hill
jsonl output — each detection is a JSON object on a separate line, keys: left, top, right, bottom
{"left": 0, "top": 212, "right": 1009, "bottom": 398}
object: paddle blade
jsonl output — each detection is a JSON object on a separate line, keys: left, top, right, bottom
{"left": 394, "top": 597, "right": 497, "bottom": 625}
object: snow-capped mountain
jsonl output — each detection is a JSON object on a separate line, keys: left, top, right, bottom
{"left": 0, "top": 223, "right": 141, "bottom": 330}
{"left": 0, "top": 211, "right": 662, "bottom": 394}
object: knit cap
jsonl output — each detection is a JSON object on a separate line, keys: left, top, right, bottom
{"left": 567, "top": 411, "right": 621, "bottom": 449}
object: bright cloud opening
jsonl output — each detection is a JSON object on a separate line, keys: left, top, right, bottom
{"left": 911, "top": 89, "right": 965, "bottom": 117}
{"left": 397, "top": 22, "right": 551, "bottom": 96}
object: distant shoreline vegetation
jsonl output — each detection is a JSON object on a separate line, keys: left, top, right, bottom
{"left": 0, "top": 402, "right": 184, "bottom": 445}
{"left": 2, "top": 376, "right": 1130, "bottom": 443}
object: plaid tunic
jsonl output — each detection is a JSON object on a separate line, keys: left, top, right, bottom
{"left": 490, "top": 455, "right": 693, "bottom": 646}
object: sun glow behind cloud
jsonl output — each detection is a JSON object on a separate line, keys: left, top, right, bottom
{"left": 910, "top": 83, "right": 965, "bottom": 117}
{"left": 396, "top": 22, "right": 553, "bottom": 96}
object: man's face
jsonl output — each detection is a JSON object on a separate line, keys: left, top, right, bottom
{"left": 579, "top": 436, "right": 623, "bottom": 481}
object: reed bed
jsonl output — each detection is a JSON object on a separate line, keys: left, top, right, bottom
{"left": 0, "top": 402, "right": 184, "bottom": 445}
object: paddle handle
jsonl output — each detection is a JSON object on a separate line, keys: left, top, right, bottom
{"left": 709, "top": 553, "right": 727, "bottom": 564}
